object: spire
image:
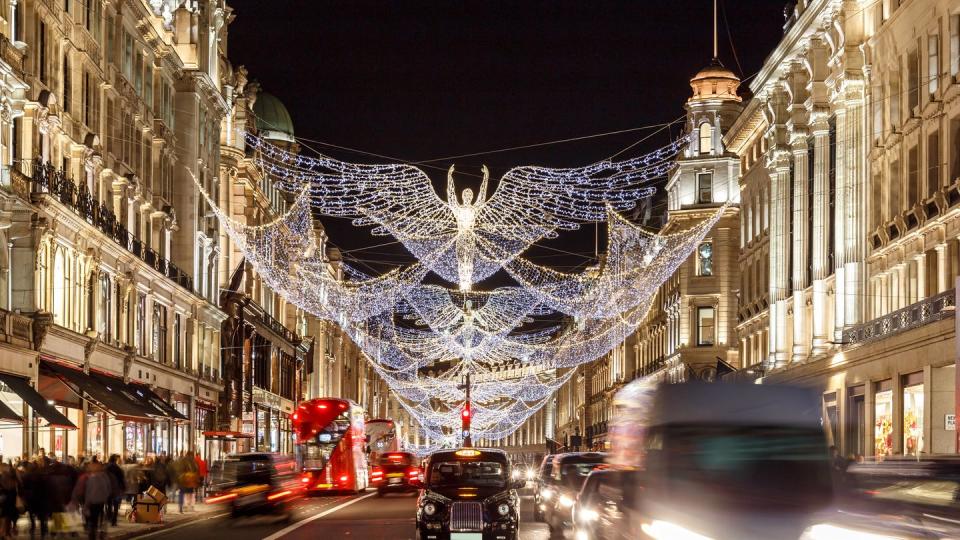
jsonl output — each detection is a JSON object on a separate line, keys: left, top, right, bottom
{"left": 713, "top": 0, "right": 718, "bottom": 59}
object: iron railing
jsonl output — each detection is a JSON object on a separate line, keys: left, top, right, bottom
{"left": 26, "top": 159, "right": 193, "bottom": 293}
{"left": 841, "top": 289, "right": 956, "bottom": 346}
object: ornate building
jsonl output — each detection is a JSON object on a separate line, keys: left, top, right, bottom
{"left": 727, "top": 0, "right": 960, "bottom": 459}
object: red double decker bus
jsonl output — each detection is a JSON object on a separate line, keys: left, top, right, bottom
{"left": 292, "top": 398, "right": 369, "bottom": 493}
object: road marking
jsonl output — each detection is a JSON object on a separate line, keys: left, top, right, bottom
{"left": 131, "top": 511, "right": 231, "bottom": 539}
{"left": 262, "top": 492, "right": 377, "bottom": 540}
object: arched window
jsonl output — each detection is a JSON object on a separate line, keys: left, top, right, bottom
{"left": 699, "top": 122, "right": 712, "bottom": 154}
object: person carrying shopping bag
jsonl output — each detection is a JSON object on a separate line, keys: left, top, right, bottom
{"left": 72, "top": 460, "right": 111, "bottom": 540}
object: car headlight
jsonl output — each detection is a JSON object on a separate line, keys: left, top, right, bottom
{"left": 541, "top": 488, "right": 554, "bottom": 500}
{"left": 578, "top": 507, "right": 598, "bottom": 522}
{"left": 525, "top": 469, "right": 535, "bottom": 480}
{"left": 559, "top": 495, "right": 575, "bottom": 508}
{"left": 800, "top": 524, "right": 904, "bottom": 540}
{"left": 497, "top": 503, "right": 510, "bottom": 516}
{"left": 423, "top": 502, "right": 437, "bottom": 516}
{"left": 511, "top": 469, "right": 520, "bottom": 480}
{"left": 641, "top": 520, "right": 714, "bottom": 540}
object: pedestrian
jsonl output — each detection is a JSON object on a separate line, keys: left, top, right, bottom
{"left": 48, "top": 457, "right": 79, "bottom": 536}
{"left": 175, "top": 452, "right": 199, "bottom": 513}
{"left": 104, "top": 455, "right": 125, "bottom": 527}
{"left": 0, "top": 463, "right": 20, "bottom": 539}
{"left": 72, "top": 460, "right": 111, "bottom": 540}
{"left": 23, "top": 458, "right": 52, "bottom": 538}
{"left": 122, "top": 458, "right": 142, "bottom": 506}
{"left": 194, "top": 452, "right": 208, "bottom": 502}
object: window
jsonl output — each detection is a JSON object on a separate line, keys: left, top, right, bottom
{"left": 82, "top": 71, "right": 90, "bottom": 127}
{"left": 106, "top": 14, "right": 115, "bottom": 66}
{"left": 52, "top": 250, "right": 65, "bottom": 326}
{"left": 696, "top": 307, "right": 715, "bottom": 346}
{"left": 97, "top": 273, "right": 111, "bottom": 342}
{"left": 902, "top": 373, "right": 924, "bottom": 457}
{"left": 144, "top": 63, "right": 153, "bottom": 108}
{"left": 63, "top": 0, "right": 69, "bottom": 14}
{"left": 152, "top": 303, "right": 167, "bottom": 364}
{"left": 123, "top": 33, "right": 133, "bottom": 82}
{"left": 929, "top": 130, "right": 940, "bottom": 195}
{"left": 696, "top": 172, "right": 712, "bottom": 204}
{"left": 62, "top": 56, "right": 70, "bottom": 113}
{"left": 134, "top": 50, "right": 143, "bottom": 95}
{"left": 135, "top": 293, "right": 146, "bottom": 356}
{"left": 908, "top": 144, "right": 919, "bottom": 205}
{"left": 889, "top": 73, "right": 901, "bottom": 128}
{"left": 38, "top": 21, "right": 47, "bottom": 84}
{"left": 929, "top": 34, "right": 940, "bottom": 95}
{"left": 951, "top": 15, "right": 959, "bottom": 78}
{"left": 697, "top": 242, "right": 713, "bottom": 276}
{"left": 908, "top": 48, "right": 920, "bottom": 113}
{"left": 698, "top": 122, "right": 712, "bottom": 154}
{"left": 173, "top": 313, "right": 182, "bottom": 369}
{"left": 872, "top": 82, "right": 884, "bottom": 143}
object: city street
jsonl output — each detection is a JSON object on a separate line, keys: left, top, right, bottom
{"left": 133, "top": 491, "right": 550, "bottom": 540}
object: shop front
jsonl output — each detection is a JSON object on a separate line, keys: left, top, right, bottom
{"left": 251, "top": 387, "right": 295, "bottom": 454}
{"left": 0, "top": 373, "right": 76, "bottom": 461}
{"left": 38, "top": 360, "right": 191, "bottom": 460}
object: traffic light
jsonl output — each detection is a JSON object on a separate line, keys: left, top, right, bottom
{"left": 461, "top": 402, "right": 471, "bottom": 444}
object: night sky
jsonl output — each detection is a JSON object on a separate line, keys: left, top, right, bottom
{"left": 226, "top": 0, "right": 787, "bottom": 274}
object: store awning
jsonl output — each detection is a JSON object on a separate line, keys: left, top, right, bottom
{"left": 42, "top": 362, "right": 155, "bottom": 422}
{"left": 0, "top": 373, "right": 75, "bottom": 429}
{"left": 127, "top": 383, "right": 188, "bottom": 421}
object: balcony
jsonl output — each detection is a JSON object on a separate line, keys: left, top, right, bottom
{"left": 17, "top": 160, "right": 193, "bottom": 293}
{"left": 841, "top": 289, "right": 956, "bottom": 347}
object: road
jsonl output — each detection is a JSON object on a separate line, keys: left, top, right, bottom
{"left": 133, "top": 490, "right": 553, "bottom": 540}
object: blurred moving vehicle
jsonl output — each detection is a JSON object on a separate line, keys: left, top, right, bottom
{"left": 366, "top": 418, "right": 400, "bottom": 464}
{"left": 372, "top": 451, "right": 420, "bottom": 496}
{"left": 841, "top": 456, "right": 960, "bottom": 538}
{"left": 415, "top": 448, "right": 525, "bottom": 540}
{"left": 533, "top": 454, "right": 554, "bottom": 522}
{"left": 572, "top": 469, "right": 627, "bottom": 540}
{"left": 206, "top": 452, "right": 301, "bottom": 520}
{"left": 292, "top": 398, "right": 369, "bottom": 493}
{"left": 603, "top": 381, "right": 836, "bottom": 540}
{"left": 541, "top": 452, "right": 606, "bottom": 538}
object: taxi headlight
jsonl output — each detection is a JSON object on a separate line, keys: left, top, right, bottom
{"left": 559, "top": 494, "right": 575, "bottom": 508}
{"left": 423, "top": 502, "right": 437, "bottom": 516}
{"left": 497, "top": 503, "right": 510, "bottom": 516}
{"left": 640, "top": 520, "right": 714, "bottom": 540}
{"left": 525, "top": 469, "right": 535, "bottom": 480}
{"left": 579, "top": 508, "right": 599, "bottom": 522}
{"left": 799, "top": 524, "right": 903, "bottom": 540}
{"left": 541, "top": 488, "right": 554, "bottom": 500}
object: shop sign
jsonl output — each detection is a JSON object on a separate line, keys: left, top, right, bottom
{"left": 252, "top": 387, "right": 283, "bottom": 409}
{"left": 946, "top": 414, "right": 956, "bottom": 431}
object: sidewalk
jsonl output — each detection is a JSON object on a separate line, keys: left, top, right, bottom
{"left": 15, "top": 501, "right": 225, "bottom": 539}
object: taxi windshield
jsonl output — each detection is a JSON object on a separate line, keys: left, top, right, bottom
{"left": 428, "top": 460, "right": 506, "bottom": 488}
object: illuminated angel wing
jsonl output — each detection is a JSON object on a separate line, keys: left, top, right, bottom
{"left": 248, "top": 134, "right": 455, "bottom": 238}
{"left": 477, "top": 137, "right": 686, "bottom": 248}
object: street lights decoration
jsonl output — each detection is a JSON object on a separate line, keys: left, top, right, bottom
{"left": 195, "top": 132, "right": 721, "bottom": 442}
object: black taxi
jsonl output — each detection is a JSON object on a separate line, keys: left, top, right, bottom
{"left": 415, "top": 448, "right": 525, "bottom": 540}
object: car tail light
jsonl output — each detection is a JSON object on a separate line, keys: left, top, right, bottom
{"left": 301, "top": 476, "right": 310, "bottom": 483}
{"left": 407, "top": 468, "right": 419, "bottom": 479}
{"left": 340, "top": 475, "right": 349, "bottom": 482}
{"left": 206, "top": 493, "right": 238, "bottom": 504}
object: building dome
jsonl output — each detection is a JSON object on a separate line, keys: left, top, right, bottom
{"left": 253, "top": 92, "right": 295, "bottom": 143}
{"left": 688, "top": 58, "right": 742, "bottom": 103}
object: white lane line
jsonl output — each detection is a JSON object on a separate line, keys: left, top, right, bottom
{"left": 262, "top": 492, "right": 377, "bottom": 540}
{"left": 132, "top": 511, "right": 232, "bottom": 539}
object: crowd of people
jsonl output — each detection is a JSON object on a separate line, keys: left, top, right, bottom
{"left": 0, "top": 449, "right": 209, "bottom": 539}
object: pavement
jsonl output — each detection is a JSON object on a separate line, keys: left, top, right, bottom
{"left": 122, "top": 489, "right": 556, "bottom": 540}
{"left": 15, "top": 500, "right": 226, "bottom": 540}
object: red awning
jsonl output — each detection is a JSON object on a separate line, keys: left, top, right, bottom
{"left": 201, "top": 430, "right": 253, "bottom": 440}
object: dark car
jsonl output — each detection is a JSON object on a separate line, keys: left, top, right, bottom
{"left": 840, "top": 457, "right": 960, "bottom": 538}
{"left": 415, "top": 448, "right": 525, "bottom": 540}
{"left": 372, "top": 451, "right": 420, "bottom": 496}
{"left": 572, "top": 469, "right": 625, "bottom": 540}
{"left": 542, "top": 452, "right": 606, "bottom": 538}
{"left": 206, "top": 452, "right": 302, "bottom": 520}
{"left": 532, "top": 454, "right": 554, "bottom": 522}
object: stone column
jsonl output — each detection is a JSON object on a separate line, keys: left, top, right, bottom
{"left": 769, "top": 151, "right": 792, "bottom": 367}
{"left": 937, "top": 244, "right": 949, "bottom": 293}
{"left": 915, "top": 254, "right": 927, "bottom": 301}
{"left": 811, "top": 116, "right": 831, "bottom": 354}
{"left": 792, "top": 138, "right": 810, "bottom": 363}
{"left": 843, "top": 80, "right": 867, "bottom": 327}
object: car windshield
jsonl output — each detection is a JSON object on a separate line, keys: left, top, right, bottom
{"left": 220, "top": 457, "right": 273, "bottom": 486}
{"left": 428, "top": 460, "right": 506, "bottom": 488}
{"left": 560, "top": 462, "right": 602, "bottom": 490}
{"left": 658, "top": 426, "right": 832, "bottom": 509}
